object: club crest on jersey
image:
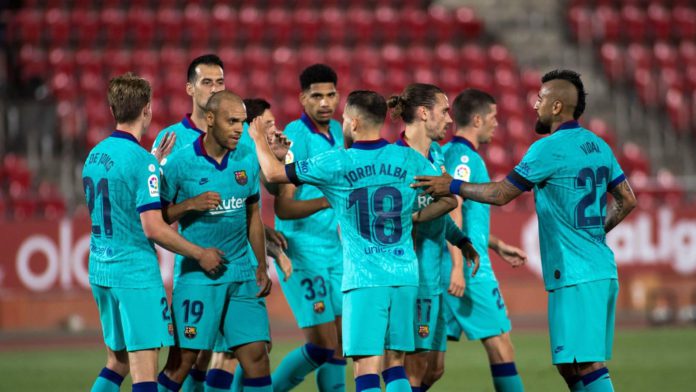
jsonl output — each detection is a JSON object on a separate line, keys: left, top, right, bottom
{"left": 147, "top": 174, "right": 159, "bottom": 197}
{"left": 313, "top": 301, "right": 325, "bottom": 314}
{"left": 235, "top": 170, "right": 248, "bottom": 185}
{"left": 418, "top": 325, "right": 430, "bottom": 338}
{"left": 184, "top": 326, "right": 197, "bottom": 339}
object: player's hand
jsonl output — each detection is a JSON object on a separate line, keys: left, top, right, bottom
{"left": 188, "top": 191, "right": 221, "bottom": 211}
{"left": 274, "top": 251, "right": 293, "bottom": 281}
{"left": 255, "top": 266, "right": 272, "bottom": 297}
{"left": 153, "top": 132, "right": 176, "bottom": 162}
{"left": 459, "top": 240, "right": 480, "bottom": 277}
{"left": 412, "top": 174, "right": 456, "bottom": 197}
{"left": 448, "top": 266, "right": 465, "bottom": 297}
{"left": 496, "top": 242, "right": 527, "bottom": 268}
{"left": 268, "top": 129, "right": 291, "bottom": 161}
{"left": 250, "top": 116, "right": 271, "bottom": 142}
{"left": 198, "top": 247, "right": 225, "bottom": 276}
{"left": 264, "top": 225, "right": 288, "bottom": 249}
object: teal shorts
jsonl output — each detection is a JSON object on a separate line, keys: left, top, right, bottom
{"left": 172, "top": 280, "right": 270, "bottom": 351}
{"left": 277, "top": 266, "right": 342, "bottom": 328}
{"left": 343, "top": 286, "right": 417, "bottom": 356}
{"left": 443, "top": 280, "right": 511, "bottom": 341}
{"left": 91, "top": 284, "right": 174, "bottom": 352}
{"left": 414, "top": 293, "right": 447, "bottom": 352}
{"left": 548, "top": 279, "right": 619, "bottom": 365}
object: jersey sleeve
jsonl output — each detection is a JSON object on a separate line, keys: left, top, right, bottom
{"left": 247, "top": 157, "right": 261, "bottom": 205}
{"left": 607, "top": 152, "right": 626, "bottom": 191}
{"left": 134, "top": 154, "right": 162, "bottom": 213}
{"left": 506, "top": 139, "right": 559, "bottom": 192}
{"left": 445, "top": 148, "right": 474, "bottom": 182}
{"left": 158, "top": 157, "right": 178, "bottom": 206}
{"left": 285, "top": 149, "right": 343, "bottom": 187}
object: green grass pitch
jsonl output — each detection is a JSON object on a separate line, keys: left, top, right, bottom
{"left": 1, "top": 328, "right": 694, "bottom": 391}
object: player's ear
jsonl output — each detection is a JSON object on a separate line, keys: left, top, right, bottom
{"left": 418, "top": 105, "right": 428, "bottom": 121}
{"left": 552, "top": 100, "right": 563, "bottom": 115}
{"left": 186, "top": 82, "right": 194, "bottom": 97}
{"left": 205, "top": 110, "right": 214, "bottom": 128}
{"left": 299, "top": 91, "right": 307, "bottom": 106}
{"left": 472, "top": 113, "right": 482, "bottom": 128}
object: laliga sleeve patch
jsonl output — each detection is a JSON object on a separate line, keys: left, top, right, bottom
{"left": 454, "top": 164, "right": 471, "bottom": 181}
{"left": 148, "top": 174, "right": 159, "bottom": 197}
{"left": 284, "top": 149, "right": 295, "bottom": 164}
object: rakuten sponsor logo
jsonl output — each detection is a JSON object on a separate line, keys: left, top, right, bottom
{"left": 521, "top": 208, "right": 696, "bottom": 277}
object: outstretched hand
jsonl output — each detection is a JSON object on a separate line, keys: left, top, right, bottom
{"left": 153, "top": 132, "right": 176, "bottom": 162}
{"left": 412, "top": 174, "right": 456, "bottom": 197}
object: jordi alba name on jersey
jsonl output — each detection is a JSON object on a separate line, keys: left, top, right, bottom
{"left": 82, "top": 131, "right": 163, "bottom": 288}
{"left": 286, "top": 139, "right": 438, "bottom": 291}
{"left": 274, "top": 114, "right": 344, "bottom": 268}
{"left": 443, "top": 136, "right": 496, "bottom": 285}
{"left": 506, "top": 121, "right": 625, "bottom": 291}
{"left": 396, "top": 139, "right": 449, "bottom": 296}
{"left": 151, "top": 114, "right": 205, "bottom": 156}
{"left": 160, "top": 135, "right": 260, "bottom": 285}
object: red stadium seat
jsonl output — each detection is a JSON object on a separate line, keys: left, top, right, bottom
{"left": 633, "top": 67, "right": 658, "bottom": 107}
{"left": 621, "top": 5, "right": 647, "bottom": 42}
{"left": 505, "top": 116, "right": 530, "bottom": 145}
{"left": 429, "top": 6, "right": 456, "bottom": 44}
{"left": 157, "top": 8, "right": 184, "bottom": 46}
{"left": 321, "top": 7, "right": 347, "bottom": 45}
{"left": 19, "top": 45, "right": 47, "bottom": 81}
{"left": 454, "top": 7, "right": 483, "bottom": 40}
{"left": 600, "top": 42, "right": 625, "bottom": 83}
{"left": 239, "top": 6, "right": 264, "bottom": 44}
{"left": 212, "top": 4, "right": 238, "bottom": 44}
{"left": 375, "top": 6, "right": 399, "bottom": 44}
{"left": 587, "top": 118, "right": 616, "bottom": 148}
{"left": 44, "top": 8, "right": 70, "bottom": 47}
{"left": 15, "top": 9, "right": 43, "bottom": 46}
{"left": 488, "top": 44, "right": 515, "bottom": 69}
{"left": 665, "top": 88, "right": 691, "bottom": 133}
{"left": 673, "top": 6, "right": 696, "bottom": 40}
{"left": 50, "top": 72, "right": 77, "bottom": 101}
{"left": 71, "top": 9, "right": 100, "bottom": 49}
{"left": 184, "top": 4, "right": 212, "bottom": 46}
{"left": 128, "top": 7, "right": 156, "bottom": 48}
{"left": 626, "top": 43, "right": 652, "bottom": 71}
{"left": 621, "top": 142, "right": 650, "bottom": 175}
{"left": 460, "top": 44, "right": 487, "bottom": 71}
{"left": 100, "top": 8, "right": 127, "bottom": 48}
{"left": 347, "top": 7, "right": 375, "bottom": 45}
{"left": 493, "top": 67, "right": 521, "bottom": 94}
{"left": 679, "top": 40, "right": 696, "bottom": 67}
{"left": 402, "top": 9, "right": 428, "bottom": 44}
{"left": 567, "top": 5, "right": 592, "bottom": 42}
{"left": 11, "top": 195, "right": 39, "bottom": 221}
{"left": 381, "top": 44, "right": 406, "bottom": 72}
{"left": 646, "top": 3, "right": 671, "bottom": 41}
{"left": 520, "top": 69, "right": 541, "bottom": 94}
{"left": 466, "top": 69, "right": 492, "bottom": 92}
{"left": 266, "top": 8, "right": 293, "bottom": 46}
{"left": 653, "top": 42, "right": 677, "bottom": 69}
{"left": 103, "top": 49, "right": 132, "bottom": 77}
{"left": 594, "top": 6, "right": 620, "bottom": 42}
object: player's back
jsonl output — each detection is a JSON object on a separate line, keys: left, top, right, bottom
{"left": 82, "top": 131, "right": 163, "bottom": 288}
{"left": 296, "top": 140, "right": 439, "bottom": 291}
{"left": 509, "top": 121, "right": 625, "bottom": 290}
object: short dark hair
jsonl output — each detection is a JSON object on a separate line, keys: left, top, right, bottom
{"left": 346, "top": 90, "right": 387, "bottom": 126}
{"left": 387, "top": 83, "right": 444, "bottom": 124}
{"left": 187, "top": 54, "right": 224, "bottom": 83}
{"left": 107, "top": 72, "right": 151, "bottom": 124}
{"left": 299, "top": 64, "right": 338, "bottom": 91}
{"left": 541, "top": 69, "right": 587, "bottom": 119}
{"left": 452, "top": 89, "right": 496, "bottom": 128}
{"left": 243, "top": 98, "right": 271, "bottom": 124}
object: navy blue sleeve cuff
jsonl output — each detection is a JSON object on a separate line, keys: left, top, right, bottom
{"left": 506, "top": 170, "right": 534, "bottom": 192}
{"left": 457, "top": 236, "right": 472, "bottom": 248}
{"left": 608, "top": 173, "right": 626, "bottom": 191}
{"left": 137, "top": 201, "right": 162, "bottom": 213}
{"left": 449, "top": 179, "right": 463, "bottom": 195}
{"left": 246, "top": 193, "right": 260, "bottom": 205}
{"left": 285, "top": 163, "right": 302, "bottom": 186}
{"left": 160, "top": 198, "right": 171, "bottom": 207}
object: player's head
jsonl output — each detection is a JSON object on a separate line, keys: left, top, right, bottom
{"left": 107, "top": 72, "right": 152, "bottom": 131}
{"left": 387, "top": 83, "right": 452, "bottom": 141}
{"left": 534, "top": 69, "right": 587, "bottom": 134}
{"left": 187, "top": 54, "right": 225, "bottom": 114}
{"left": 342, "top": 90, "right": 387, "bottom": 143}
{"left": 452, "top": 89, "right": 498, "bottom": 144}
{"left": 299, "top": 64, "right": 339, "bottom": 126}
{"left": 243, "top": 98, "right": 274, "bottom": 126}
{"left": 205, "top": 90, "right": 246, "bottom": 150}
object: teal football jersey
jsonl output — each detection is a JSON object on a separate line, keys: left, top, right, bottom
{"left": 274, "top": 114, "right": 344, "bottom": 269}
{"left": 82, "top": 131, "right": 163, "bottom": 288}
{"left": 442, "top": 136, "right": 497, "bottom": 285}
{"left": 395, "top": 137, "right": 451, "bottom": 296}
{"left": 286, "top": 139, "right": 439, "bottom": 291}
{"left": 151, "top": 114, "right": 205, "bottom": 156}
{"left": 160, "top": 135, "right": 260, "bottom": 285}
{"left": 507, "top": 121, "right": 625, "bottom": 290}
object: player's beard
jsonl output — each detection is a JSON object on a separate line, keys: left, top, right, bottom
{"left": 535, "top": 119, "right": 551, "bottom": 135}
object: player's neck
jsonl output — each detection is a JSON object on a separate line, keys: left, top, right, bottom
{"left": 455, "top": 129, "right": 479, "bottom": 149}
{"left": 190, "top": 109, "right": 208, "bottom": 132}
{"left": 403, "top": 126, "right": 431, "bottom": 158}
{"left": 354, "top": 129, "right": 381, "bottom": 141}
{"left": 307, "top": 114, "right": 331, "bottom": 135}
{"left": 202, "top": 133, "right": 228, "bottom": 163}
{"left": 115, "top": 123, "right": 143, "bottom": 141}
{"left": 550, "top": 116, "right": 574, "bottom": 134}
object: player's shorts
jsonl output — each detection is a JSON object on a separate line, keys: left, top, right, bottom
{"left": 414, "top": 293, "right": 447, "bottom": 352}
{"left": 91, "top": 284, "right": 174, "bottom": 352}
{"left": 172, "top": 280, "right": 270, "bottom": 351}
{"left": 277, "top": 267, "right": 342, "bottom": 328}
{"left": 548, "top": 278, "right": 619, "bottom": 365}
{"left": 443, "top": 280, "right": 512, "bottom": 341}
{"left": 343, "top": 286, "right": 417, "bottom": 356}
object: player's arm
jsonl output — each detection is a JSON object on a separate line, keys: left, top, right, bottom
{"left": 412, "top": 193, "right": 458, "bottom": 222}
{"left": 604, "top": 178, "right": 637, "bottom": 233}
{"left": 162, "top": 191, "right": 221, "bottom": 224}
{"left": 266, "top": 240, "right": 293, "bottom": 281}
{"left": 247, "top": 201, "right": 272, "bottom": 297}
{"left": 151, "top": 132, "right": 176, "bottom": 163}
{"left": 489, "top": 234, "right": 527, "bottom": 268}
{"left": 274, "top": 183, "right": 331, "bottom": 220}
{"left": 446, "top": 196, "right": 466, "bottom": 296}
{"left": 413, "top": 175, "right": 523, "bottom": 206}
{"left": 443, "top": 214, "right": 480, "bottom": 278}
{"left": 140, "top": 209, "right": 223, "bottom": 274}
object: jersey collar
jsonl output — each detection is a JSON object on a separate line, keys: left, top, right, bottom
{"left": 182, "top": 113, "right": 206, "bottom": 135}
{"left": 110, "top": 130, "right": 141, "bottom": 145}
{"left": 396, "top": 131, "right": 434, "bottom": 162}
{"left": 193, "top": 134, "right": 230, "bottom": 171}
{"left": 351, "top": 139, "right": 389, "bottom": 150}
{"left": 451, "top": 135, "right": 477, "bottom": 152}
{"left": 556, "top": 120, "right": 581, "bottom": 132}
{"left": 300, "top": 112, "right": 336, "bottom": 146}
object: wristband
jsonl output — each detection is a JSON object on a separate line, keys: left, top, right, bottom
{"left": 449, "top": 179, "right": 463, "bottom": 195}
{"left": 457, "top": 237, "right": 472, "bottom": 248}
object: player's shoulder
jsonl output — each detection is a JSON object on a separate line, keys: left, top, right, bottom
{"left": 235, "top": 142, "right": 258, "bottom": 164}
{"left": 283, "top": 119, "right": 305, "bottom": 137}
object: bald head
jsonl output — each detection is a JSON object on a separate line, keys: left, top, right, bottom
{"left": 205, "top": 90, "right": 244, "bottom": 114}
{"left": 540, "top": 69, "right": 586, "bottom": 119}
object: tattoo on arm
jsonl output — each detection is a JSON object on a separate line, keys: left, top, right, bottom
{"left": 459, "top": 179, "right": 523, "bottom": 206}
{"left": 604, "top": 180, "right": 636, "bottom": 233}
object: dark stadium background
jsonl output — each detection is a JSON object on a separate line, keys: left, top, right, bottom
{"left": 0, "top": 0, "right": 694, "bottom": 390}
